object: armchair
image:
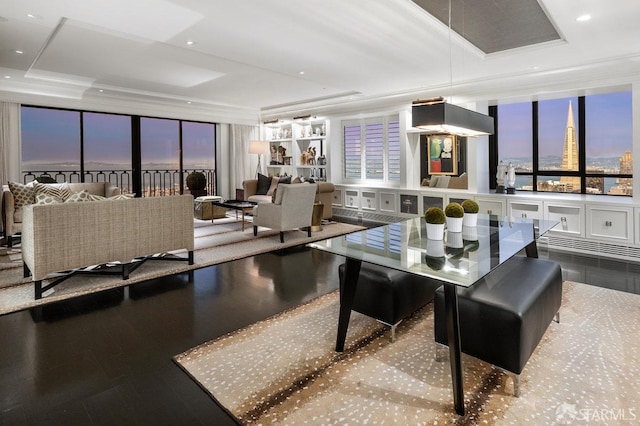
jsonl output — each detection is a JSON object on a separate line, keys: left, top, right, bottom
{"left": 252, "top": 183, "right": 318, "bottom": 243}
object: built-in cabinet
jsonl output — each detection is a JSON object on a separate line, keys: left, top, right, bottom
{"left": 264, "top": 118, "right": 328, "bottom": 180}
{"left": 332, "top": 185, "right": 640, "bottom": 262}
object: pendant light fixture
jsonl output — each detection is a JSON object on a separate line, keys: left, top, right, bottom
{"left": 412, "top": 0, "right": 494, "bottom": 137}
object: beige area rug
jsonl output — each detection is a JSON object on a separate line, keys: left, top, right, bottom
{"left": 174, "top": 282, "right": 640, "bottom": 425}
{"left": 0, "top": 217, "right": 364, "bottom": 316}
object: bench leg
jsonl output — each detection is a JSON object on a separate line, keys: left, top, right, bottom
{"left": 554, "top": 311, "right": 560, "bottom": 323}
{"left": 435, "top": 342, "right": 447, "bottom": 362}
{"left": 35, "top": 281, "right": 43, "bottom": 300}
{"left": 389, "top": 320, "right": 402, "bottom": 342}
{"left": 510, "top": 373, "right": 521, "bottom": 397}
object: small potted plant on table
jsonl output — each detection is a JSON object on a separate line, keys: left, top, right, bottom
{"left": 461, "top": 199, "right": 479, "bottom": 227}
{"left": 424, "top": 206, "right": 446, "bottom": 240}
{"left": 445, "top": 202, "right": 464, "bottom": 233}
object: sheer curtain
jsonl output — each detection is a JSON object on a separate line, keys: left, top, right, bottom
{"left": 0, "top": 102, "right": 21, "bottom": 184}
{"left": 229, "top": 124, "right": 259, "bottom": 196}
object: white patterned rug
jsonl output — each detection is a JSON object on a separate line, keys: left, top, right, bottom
{"left": 174, "top": 281, "right": 640, "bottom": 425}
{"left": 0, "top": 217, "right": 364, "bottom": 316}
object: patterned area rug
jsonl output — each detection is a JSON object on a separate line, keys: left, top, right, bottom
{"left": 174, "top": 281, "right": 640, "bottom": 425}
{"left": 0, "top": 217, "right": 364, "bottom": 316}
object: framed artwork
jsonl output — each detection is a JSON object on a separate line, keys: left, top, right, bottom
{"left": 427, "top": 134, "right": 458, "bottom": 175}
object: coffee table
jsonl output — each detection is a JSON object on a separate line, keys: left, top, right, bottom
{"left": 212, "top": 200, "right": 257, "bottom": 231}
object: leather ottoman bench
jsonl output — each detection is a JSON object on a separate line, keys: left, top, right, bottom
{"left": 339, "top": 262, "right": 441, "bottom": 341}
{"left": 433, "top": 256, "right": 562, "bottom": 396}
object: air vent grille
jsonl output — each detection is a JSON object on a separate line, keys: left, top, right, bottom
{"left": 547, "top": 235, "right": 640, "bottom": 261}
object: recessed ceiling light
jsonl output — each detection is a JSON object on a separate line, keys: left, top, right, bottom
{"left": 187, "top": 101, "right": 192, "bottom": 104}
{"left": 26, "top": 13, "right": 41, "bottom": 19}
{"left": 98, "top": 89, "right": 104, "bottom": 93}
{"left": 14, "top": 50, "right": 24, "bottom": 54}
{"left": 3, "top": 76, "right": 11, "bottom": 79}
{"left": 299, "top": 71, "right": 305, "bottom": 75}
{"left": 576, "top": 14, "right": 591, "bottom": 22}
{"left": 186, "top": 40, "right": 195, "bottom": 46}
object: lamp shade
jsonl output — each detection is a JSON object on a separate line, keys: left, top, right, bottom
{"left": 412, "top": 102, "right": 494, "bottom": 137}
{"left": 248, "top": 140, "right": 270, "bottom": 155}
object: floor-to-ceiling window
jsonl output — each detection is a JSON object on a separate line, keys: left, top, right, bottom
{"left": 493, "top": 90, "right": 632, "bottom": 196}
{"left": 20, "top": 105, "right": 217, "bottom": 196}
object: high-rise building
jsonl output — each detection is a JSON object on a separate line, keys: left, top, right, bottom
{"left": 608, "top": 150, "right": 633, "bottom": 195}
{"left": 559, "top": 101, "right": 581, "bottom": 191}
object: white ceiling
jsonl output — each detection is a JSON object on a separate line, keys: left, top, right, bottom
{"left": 0, "top": 0, "right": 639, "bottom": 123}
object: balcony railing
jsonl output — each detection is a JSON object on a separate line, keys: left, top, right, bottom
{"left": 22, "top": 168, "right": 217, "bottom": 197}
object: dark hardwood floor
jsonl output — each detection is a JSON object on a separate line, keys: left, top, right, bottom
{"left": 1, "top": 229, "right": 638, "bottom": 425}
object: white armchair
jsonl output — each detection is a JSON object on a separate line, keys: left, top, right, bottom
{"left": 252, "top": 183, "right": 318, "bottom": 243}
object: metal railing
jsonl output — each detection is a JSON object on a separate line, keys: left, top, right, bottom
{"left": 21, "top": 168, "right": 217, "bottom": 197}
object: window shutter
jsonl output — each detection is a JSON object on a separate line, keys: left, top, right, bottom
{"left": 344, "top": 124, "right": 361, "bottom": 179}
{"left": 387, "top": 120, "right": 400, "bottom": 181}
{"left": 365, "top": 122, "right": 384, "bottom": 180}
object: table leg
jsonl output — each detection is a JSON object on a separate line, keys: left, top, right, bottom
{"left": 444, "top": 284, "right": 465, "bottom": 416}
{"left": 336, "top": 258, "right": 361, "bottom": 352}
{"left": 241, "top": 208, "right": 247, "bottom": 231}
{"left": 525, "top": 240, "right": 538, "bottom": 258}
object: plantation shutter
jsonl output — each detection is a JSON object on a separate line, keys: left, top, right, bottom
{"left": 365, "top": 121, "right": 384, "bottom": 180}
{"left": 344, "top": 124, "right": 361, "bottom": 179}
{"left": 387, "top": 120, "right": 400, "bottom": 181}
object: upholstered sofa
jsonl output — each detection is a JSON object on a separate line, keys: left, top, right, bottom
{"left": 2, "top": 181, "right": 120, "bottom": 247}
{"left": 22, "top": 195, "right": 194, "bottom": 299}
{"left": 242, "top": 178, "right": 335, "bottom": 219}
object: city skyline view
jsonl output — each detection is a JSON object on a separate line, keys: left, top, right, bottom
{"left": 498, "top": 91, "right": 632, "bottom": 195}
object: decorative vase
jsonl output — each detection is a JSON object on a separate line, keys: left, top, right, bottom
{"left": 463, "top": 212, "right": 478, "bottom": 227}
{"left": 426, "top": 223, "right": 445, "bottom": 240}
{"left": 446, "top": 216, "right": 463, "bottom": 233}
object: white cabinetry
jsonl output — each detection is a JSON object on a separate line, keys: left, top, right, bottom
{"left": 264, "top": 118, "right": 328, "bottom": 179}
{"left": 544, "top": 202, "right": 584, "bottom": 237}
{"left": 586, "top": 205, "right": 633, "bottom": 243}
{"left": 508, "top": 200, "right": 542, "bottom": 220}
{"left": 476, "top": 197, "right": 506, "bottom": 217}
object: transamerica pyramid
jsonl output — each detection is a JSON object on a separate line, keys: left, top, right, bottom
{"left": 560, "top": 101, "right": 580, "bottom": 191}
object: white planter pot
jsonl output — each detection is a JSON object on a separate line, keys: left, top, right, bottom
{"left": 426, "top": 223, "right": 445, "bottom": 240}
{"left": 446, "top": 216, "right": 463, "bottom": 233}
{"left": 463, "top": 213, "right": 478, "bottom": 227}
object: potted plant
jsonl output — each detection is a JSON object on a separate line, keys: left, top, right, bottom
{"left": 425, "top": 239, "right": 446, "bottom": 270}
{"left": 424, "top": 206, "right": 446, "bottom": 240}
{"left": 186, "top": 171, "right": 207, "bottom": 198}
{"left": 445, "top": 202, "right": 464, "bottom": 233}
{"left": 461, "top": 199, "right": 479, "bottom": 227}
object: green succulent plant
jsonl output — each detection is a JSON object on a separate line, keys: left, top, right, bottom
{"left": 461, "top": 199, "right": 479, "bottom": 214}
{"left": 186, "top": 171, "right": 206, "bottom": 190}
{"left": 444, "top": 202, "right": 464, "bottom": 218}
{"left": 424, "top": 207, "right": 445, "bottom": 224}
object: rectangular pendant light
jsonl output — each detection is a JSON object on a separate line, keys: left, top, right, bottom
{"left": 412, "top": 100, "right": 494, "bottom": 137}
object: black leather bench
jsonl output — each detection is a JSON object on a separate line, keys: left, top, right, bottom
{"left": 339, "top": 262, "right": 441, "bottom": 341}
{"left": 433, "top": 256, "right": 562, "bottom": 396}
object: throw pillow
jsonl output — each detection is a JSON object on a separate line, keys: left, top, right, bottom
{"left": 65, "top": 190, "right": 94, "bottom": 203}
{"left": 271, "top": 187, "right": 278, "bottom": 203}
{"left": 108, "top": 193, "right": 135, "bottom": 200}
{"left": 266, "top": 176, "right": 279, "bottom": 196}
{"left": 292, "top": 176, "right": 302, "bottom": 184}
{"left": 278, "top": 175, "right": 292, "bottom": 185}
{"left": 89, "top": 194, "right": 107, "bottom": 201}
{"left": 256, "top": 173, "right": 272, "bottom": 195}
{"left": 33, "top": 181, "right": 72, "bottom": 201}
{"left": 35, "top": 192, "right": 63, "bottom": 205}
{"left": 8, "top": 181, "right": 35, "bottom": 208}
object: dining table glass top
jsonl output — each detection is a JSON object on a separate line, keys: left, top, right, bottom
{"left": 309, "top": 214, "right": 557, "bottom": 287}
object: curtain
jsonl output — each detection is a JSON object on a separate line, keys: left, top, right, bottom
{"left": 229, "top": 124, "right": 259, "bottom": 196}
{"left": 0, "top": 102, "right": 21, "bottom": 184}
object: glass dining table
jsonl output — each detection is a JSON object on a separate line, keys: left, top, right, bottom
{"left": 309, "top": 214, "right": 556, "bottom": 416}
